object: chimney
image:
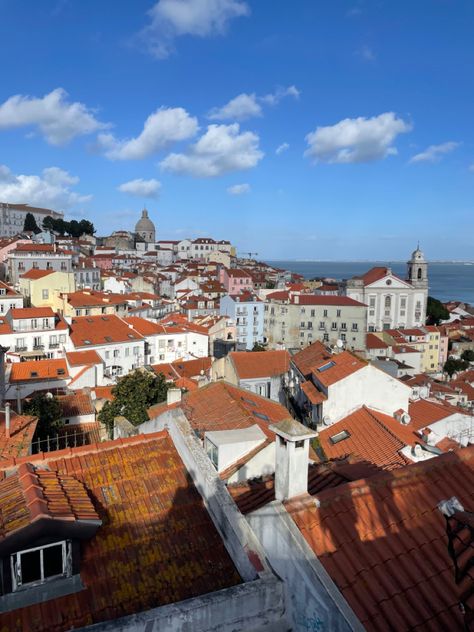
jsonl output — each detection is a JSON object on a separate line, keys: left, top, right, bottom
{"left": 270, "top": 418, "right": 317, "bottom": 501}
{"left": 5, "top": 402, "right": 11, "bottom": 439}
{"left": 167, "top": 388, "right": 182, "bottom": 406}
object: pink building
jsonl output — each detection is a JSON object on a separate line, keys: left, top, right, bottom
{"left": 219, "top": 268, "right": 253, "bottom": 294}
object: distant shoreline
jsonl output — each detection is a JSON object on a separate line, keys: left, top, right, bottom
{"left": 265, "top": 259, "right": 474, "bottom": 264}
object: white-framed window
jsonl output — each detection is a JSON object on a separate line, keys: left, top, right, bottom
{"left": 125, "top": 348, "right": 130, "bottom": 357}
{"left": 11, "top": 540, "right": 71, "bottom": 591}
{"left": 42, "top": 289, "right": 49, "bottom": 300}
{"left": 206, "top": 439, "right": 218, "bottom": 469}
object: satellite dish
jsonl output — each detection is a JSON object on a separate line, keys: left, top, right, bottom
{"left": 323, "top": 415, "right": 331, "bottom": 426}
{"left": 412, "top": 444, "right": 423, "bottom": 458}
{"left": 336, "top": 339, "right": 344, "bottom": 349}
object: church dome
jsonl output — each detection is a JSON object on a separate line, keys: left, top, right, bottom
{"left": 411, "top": 245, "right": 425, "bottom": 261}
{"left": 135, "top": 208, "right": 155, "bottom": 233}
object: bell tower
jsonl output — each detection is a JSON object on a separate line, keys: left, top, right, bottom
{"left": 407, "top": 244, "right": 428, "bottom": 289}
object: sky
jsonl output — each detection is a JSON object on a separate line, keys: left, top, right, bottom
{"left": 0, "top": 0, "right": 473, "bottom": 260}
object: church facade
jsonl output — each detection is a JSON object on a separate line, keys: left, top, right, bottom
{"left": 345, "top": 247, "right": 429, "bottom": 331}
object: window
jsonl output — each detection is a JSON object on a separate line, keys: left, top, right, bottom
{"left": 206, "top": 439, "right": 218, "bottom": 468}
{"left": 340, "top": 322, "right": 346, "bottom": 330}
{"left": 369, "top": 297, "right": 376, "bottom": 308}
{"left": 323, "top": 333, "right": 329, "bottom": 342}
{"left": 105, "top": 351, "right": 110, "bottom": 359}
{"left": 319, "top": 321, "right": 325, "bottom": 330}
{"left": 114, "top": 349, "right": 120, "bottom": 357}
{"left": 331, "top": 322, "right": 337, "bottom": 330}
{"left": 133, "top": 346, "right": 139, "bottom": 355}
{"left": 323, "top": 309, "right": 328, "bottom": 317}
{"left": 295, "top": 440, "right": 305, "bottom": 449}
{"left": 125, "top": 348, "right": 129, "bottom": 357}
{"left": 329, "top": 430, "right": 350, "bottom": 445}
{"left": 61, "top": 262, "right": 67, "bottom": 271}
{"left": 59, "top": 334, "right": 66, "bottom": 343}
{"left": 341, "top": 333, "right": 346, "bottom": 341}
{"left": 300, "top": 322, "right": 305, "bottom": 328}
{"left": 400, "top": 297, "right": 407, "bottom": 309}
{"left": 310, "top": 309, "right": 315, "bottom": 317}
{"left": 11, "top": 541, "right": 71, "bottom": 590}
{"left": 352, "top": 323, "right": 358, "bottom": 331}
{"left": 336, "top": 309, "right": 341, "bottom": 317}
{"left": 384, "top": 295, "right": 391, "bottom": 309}
{"left": 42, "top": 289, "right": 49, "bottom": 300}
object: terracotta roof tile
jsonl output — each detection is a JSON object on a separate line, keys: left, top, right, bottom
{"left": 285, "top": 447, "right": 474, "bottom": 631}
{"left": 20, "top": 269, "right": 56, "bottom": 280}
{"left": 0, "top": 433, "right": 241, "bottom": 630}
{"left": 10, "top": 307, "right": 55, "bottom": 319}
{"left": 229, "top": 350, "right": 290, "bottom": 379}
{"left": 69, "top": 315, "right": 143, "bottom": 347}
{"left": 311, "top": 351, "right": 366, "bottom": 388}
{"left": 301, "top": 380, "right": 327, "bottom": 404}
{"left": 66, "top": 350, "right": 103, "bottom": 366}
{"left": 0, "top": 412, "right": 37, "bottom": 462}
{"left": 409, "top": 398, "right": 460, "bottom": 431}
{"left": 292, "top": 341, "right": 331, "bottom": 377}
{"left": 9, "top": 359, "right": 69, "bottom": 382}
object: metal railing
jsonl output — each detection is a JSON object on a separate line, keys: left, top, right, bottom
{"left": 31, "top": 427, "right": 101, "bottom": 454}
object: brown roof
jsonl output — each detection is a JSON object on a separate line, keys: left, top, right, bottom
{"left": 10, "top": 307, "right": 55, "bottom": 319}
{"left": 292, "top": 340, "right": 331, "bottom": 377}
{"left": 9, "top": 359, "right": 69, "bottom": 382}
{"left": 66, "top": 350, "right": 103, "bottom": 366}
{"left": 408, "top": 398, "right": 460, "bottom": 431}
{"left": 0, "top": 433, "right": 241, "bottom": 631}
{"left": 311, "top": 351, "right": 366, "bottom": 388}
{"left": 0, "top": 412, "right": 37, "bottom": 462}
{"left": 301, "top": 380, "right": 327, "bottom": 404}
{"left": 20, "top": 269, "right": 56, "bottom": 280}
{"left": 318, "top": 407, "right": 409, "bottom": 470}
{"left": 366, "top": 333, "right": 389, "bottom": 349}
{"left": 58, "top": 392, "right": 95, "bottom": 417}
{"left": 230, "top": 350, "right": 290, "bottom": 379}
{"left": 69, "top": 315, "right": 143, "bottom": 347}
{"left": 285, "top": 447, "right": 474, "bottom": 631}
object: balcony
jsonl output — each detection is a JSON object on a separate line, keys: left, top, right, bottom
{"left": 15, "top": 346, "right": 27, "bottom": 352}
{"left": 49, "top": 343, "right": 60, "bottom": 349}
{"left": 33, "top": 344, "right": 44, "bottom": 350}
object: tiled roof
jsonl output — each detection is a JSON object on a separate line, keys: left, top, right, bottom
{"left": 291, "top": 340, "right": 331, "bottom": 377}
{"left": 0, "top": 462, "right": 100, "bottom": 543}
{"left": 291, "top": 295, "right": 366, "bottom": 307}
{"left": 0, "top": 433, "right": 241, "bottom": 630}
{"left": 20, "top": 268, "right": 56, "bottom": 280}
{"left": 408, "top": 398, "right": 459, "bottom": 431}
{"left": 149, "top": 381, "right": 290, "bottom": 439}
{"left": 285, "top": 447, "right": 474, "bottom": 631}
{"left": 318, "top": 407, "right": 409, "bottom": 470}
{"left": 65, "top": 291, "right": 128, "bottom": 307}
{"left": 58, "top": 392, "right": 95, "bottom": 417}
{"left": 10, "top": 307, "right": 55, "bottom": 319}
{"left": 66, "top": 350, "right": 103, "bottom": 366}
{"left": 92, "top": 386, "right": 114, "bottom": 401}
{"left": 311, "top": 351, "right": 366, "bottom": 388}
{"left": 228, "top": 456, "right": 380, "bottom": 514}
{"left": 0, "top": 412, "right": 37, "bottom": 462}
{"left": 230, "top": 350, "right": 290, "bottom": 379}
{"left": 301, "top": 380, "right": 327, "bottom": 404}
{"left": 69, "top": 315, "right": 143, "bottom": 347}
{"left": 9, "top": 358, "right": 69, "bottom": 382}
{"left": 366, "top": 333, "right": 389, "bottom": 349}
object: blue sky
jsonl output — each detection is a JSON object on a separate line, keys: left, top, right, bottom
{"left": 1, "top": 0, "right": 473, "bottom": 259}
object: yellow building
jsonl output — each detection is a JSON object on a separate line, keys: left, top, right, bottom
{"left": 19, "top": 269, "right": 75, "bottom": 308}
{"left": 52, "top": 289, "right": 129, "bottom": 317}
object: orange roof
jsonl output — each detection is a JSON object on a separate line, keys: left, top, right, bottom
{"left": 356, "top": 266, "right": 408, "bottom": 286}
{"left": 9, "top": 359, "right": 69, "bottom": 382}
{"left": 0, "top": 462, "right": 100, "bottom": 542}
{"left": 10, "top": 307, "right": 55, "bottom": 319}
{"left": 408, "top": 398, "right": 460, "bottom": 431}
{"left": 301, "top": 380, "right": 327, "bottom": 404}
{"left": 366, "top": 333, "right": 389, "bottom": 349}
{"left": 292, "top": 340, "right": 331, "bottom": 377}
{"left": 230, "top": 350, "right": 290, "bottom": 379}
{"left": 20, "top": 268, "right": 56, "bottom": 280}
{"left": 319, "top": 407, "right": 409, "bottom": 470}
{"left": 92, "top": 386, "right": 114, "bottom": 401}
{"left": 69, "top": 315, "right": 143, "bottom": 347}
{"left": 65, "top": 290, "right": 128, "bottom": 307}
{"left": 66, "top": 350, "right": 103, "bottom": 366}
{"left": 149, "top": 381, "right": 290, "bottom": 439}
{"left": 0, "top": 433, "right": 241, "bottom": 630}
{"left": 58, "top": 391, "right": 95, "bottom": 417}
{"left": 311, "top": 351, "right": 366, "bottom": 388}
{"left": 286, "top": 447, "right": 474, "bottom": 631}
{"left": 0, "top": 412, "right": 37, "bottom": 461}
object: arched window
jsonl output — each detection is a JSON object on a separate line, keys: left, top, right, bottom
{"left": 417, "top": 267, "right": 422, "bottom": 280}
{"left": 384, "top": 295, "right": 391, "bottom": 309}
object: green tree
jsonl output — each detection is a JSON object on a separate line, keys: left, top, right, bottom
{"left": 24, "top": 393, "right": 64, "bottom": 440}
{"left": 42, "top": 215, "right": 55, "bottom": 231}
{"left": 461, "top": 349, "right": 474, "bottom": 363}
{"left": 78, "top": 219, "right": 95, "bottom": 235}
{"left": 98, "top": 370, "right": 169, "bottom": 433}
{"left": 426, "top": 296, "right": 449, "bottom": 325}
{"left": 68, "top": 220, "right": 81, "bottom": 238}
{"left": 443, "top": 358, "right": 468, "bottom": 378}
{"left": 23, "top": 212, "right": 39, "bottom": 233}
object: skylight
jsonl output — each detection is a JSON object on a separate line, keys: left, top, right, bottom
{"left": 329, "top": 430, "right": 351, "bottom": 444}
{"left": 317, "top": 361, "right": 336, "bottom": 373}
{"left": 253, "top": 411, "right": 269, "bottom": 421}
{"left": 83, "top": 339, "right": 91, "bottom": 345}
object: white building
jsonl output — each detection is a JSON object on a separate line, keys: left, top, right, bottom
{"left": 345, "top": 247, "right": 428, "bottom": 331}
{"left": 0, "top": 281, "right": 23, "bottom": 314}
{"left": 0, "top": 202, "right": 63, "bottom": 238}
{"left": 220, "top": 292, "right": 265, "bottom": 350}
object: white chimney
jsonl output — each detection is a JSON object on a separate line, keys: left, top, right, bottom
{"left": 270, "top": 418, "right": 317, "bottom": 501}
{"left": 5, "top": 402, "right": 11, "bottom": 439}
{"left": 167, "top": 388, "right": 182, "bottom": 406}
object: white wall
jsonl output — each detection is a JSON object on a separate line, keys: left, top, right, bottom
{"left": 227, "top": 442, "right": 275, "bottom": 484}
{"left": 320, "top": 364, "right": 410, "bottom": 425}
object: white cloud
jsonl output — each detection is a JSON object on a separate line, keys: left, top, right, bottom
{"left": 260, "top": 85, "right": 300, "bottom": 106}
{"left": 208, "top": 93, "right": 262, "bottom": 121}
{"left": 208, "top": 85, "right": 300, "bottom": 121}
{"left": 0, "top": 165, "right": 91, "bottom": 210}
{"left": 276, "top": 142, "right": 289, "bottom": 155}
{"left": 227, "top": 183, "right": 250, "bottom": 195}
{"left": 118, "top": 178, "right": 162, "bottom": 197}
{"left": 140, "top": 0, "right": 250, "bottom": 59}
{"left": 305, "top": 112, "right": 412, "bottom": 164}
{"left": 97, "top": 107, "right": 198, "bottom": 160}
{"left": 160, "top": 123, "right": 263, "bottom": 177}
{"left": 356, "top": 45, "right": 376, "bottom": 62}
{"left": 409, "top": 141, "right": 460, "bottom": 164}
{"left": 0, "top": 88, "right": 108, "bottom": 145}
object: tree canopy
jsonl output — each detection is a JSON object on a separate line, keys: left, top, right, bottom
{"left": 98, "top": 370, "right": 169, "bottom": 433}
{"left": 426, "top": 296, "right": 449, "bottom": 325}
{"left": 23, "top": 212, "right": 40, "bottom": 234}
{"left": 443, "top": 358, "right": 469, "bottom": 378}
{"left": 461, "top": 349, "right": 474, "bottom": 363}
{"left": 24, "top": 393, "right": 64, "bottom": 440}
{"left": 42, "top": 216, "right": 95, "bottom": 237}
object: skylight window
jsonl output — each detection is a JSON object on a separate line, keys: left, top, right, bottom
{"left": 57, "top": 368, "right": 65, "bottom": 375}
{"left": 253, "top": 411, "right": 269, "bottom": 421}
{"left": 83, "top": 339, "right": 91, "bottom": 345}
{"left": 329, "top": 430, "right": 351, "bottom": 444}
{"left": 241, "top": 396, "right": 257, "bottom": 406}
{"left": 30, "top": 371, "right": 38, "bottom": 378}
{"left": 317, "top": 361, "right": 336, "bottom": 373}
{"left": 127, "top": 334, "right": 135, "bottom": 339}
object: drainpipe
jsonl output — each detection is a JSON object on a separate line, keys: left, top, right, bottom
{"left": 5, "top": 402, "right": 11, "bottom": 439}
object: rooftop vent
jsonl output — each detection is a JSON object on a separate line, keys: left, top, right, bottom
{"left": 329, "top": 430, "right": 350, "bottom": 444}
{"left": 317, "top": 361, "right": 336, "bottom": 373}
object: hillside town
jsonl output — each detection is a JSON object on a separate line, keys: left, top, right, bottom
{"left": 0, "top": 200, "right": 472, "bottom": 631}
